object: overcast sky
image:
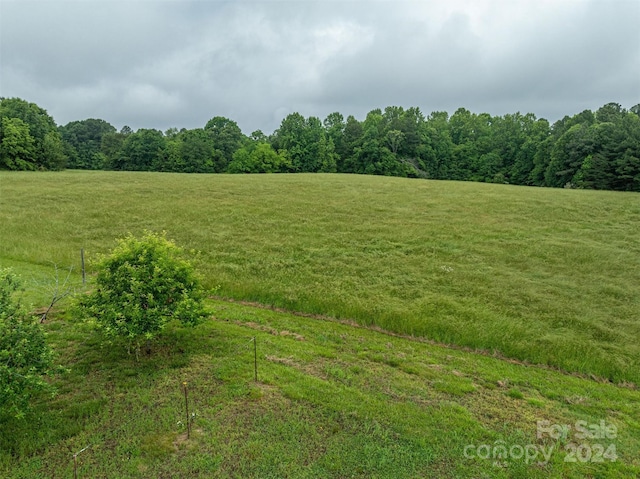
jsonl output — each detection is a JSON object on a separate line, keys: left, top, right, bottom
{"left": 1, "top": 0, "right": 638, "bottom": 135}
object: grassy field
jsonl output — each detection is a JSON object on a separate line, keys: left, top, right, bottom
{"left": 1, "top": 170, "right": 638, "bottom": 384}
{"left": 1, "top": 300, "right": 639, "bottom": 478}
{"left": 1, "top": 170, "right": 639, "bottom": 477}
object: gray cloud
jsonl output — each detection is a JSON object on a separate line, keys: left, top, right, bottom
{"left": 1, "top": 0, "right": 638, "bottom": 135}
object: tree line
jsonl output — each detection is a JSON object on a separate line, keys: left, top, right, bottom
{"left": 1, "top": 97, "right": 639, "bottom": 191}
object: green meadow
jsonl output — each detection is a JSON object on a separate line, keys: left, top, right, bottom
{"left": 1, "top": 301, "right": 639, "bottom": 478}
{"left": 1, "top": 171, "right": 638, "bottom": 383}
{"left": 1, "top": 170, "right": 639, "bottom": 477}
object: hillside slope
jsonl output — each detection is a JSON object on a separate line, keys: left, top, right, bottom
{"left": 1, "top": 300, "right": 639, "bottom": 478}
{"left": 1, "top": 170, "right": 639, "bottom": 385}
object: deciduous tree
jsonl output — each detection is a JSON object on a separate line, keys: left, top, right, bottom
{"left": 0, "top": 117, "right": 36, "bottom": 170}
{"left": 0, "top": 97, "right": 66, "bottom": 170}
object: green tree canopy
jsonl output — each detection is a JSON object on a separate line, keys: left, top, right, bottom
{"left": 163, "top": 128, "right": 219, "bottom": 173}
{"left": 204, "top": 116, "right": 245, "bottom": 172}
{"left": 0, "top": 97, "right": 66, "bottom": 170}
{"left": 228, "top": 142, "right": 290, "bottom": 173}
{"left": 0, "top": 117, "right": 36, "bottom": 170}
{"left": 5, "top": 96, "right": 640, "bottom": 192}
{"left": 59, "top": 118, "right": 116, "bottom": 169}
{"left": 118, "top": 128, "right": 167, "bottom": 171}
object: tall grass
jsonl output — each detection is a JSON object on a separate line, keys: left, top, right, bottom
{"left": 1, "top": 170, "right": 639, "bottom": 383}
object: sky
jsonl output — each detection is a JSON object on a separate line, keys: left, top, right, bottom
{"left": 1, "top": 0, "right": 639, "bottom": 135}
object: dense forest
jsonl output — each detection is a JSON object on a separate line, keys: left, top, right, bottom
{"left": 1, "top": 97, "right": 639, "bottom": 191}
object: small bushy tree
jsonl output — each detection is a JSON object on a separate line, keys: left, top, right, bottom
{"left": 0, "top": 269, "right": 54, "bottom": 419}
{"left": 80, "top": 232, "right": 207, "bottom": 355}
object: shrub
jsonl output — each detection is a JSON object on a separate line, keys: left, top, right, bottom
{"left": 0, "top": 269, "right": 54, "bottom": 419}
{"left": 80, "top": 231, "right": 207, "bottom": 356}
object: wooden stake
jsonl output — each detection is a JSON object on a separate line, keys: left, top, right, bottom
{"left": 183, "top": 381, "right": 190, "bottom": 439}
{"left": 254, "top": 337, "right": 258, "bottom": 382}
{"left": 80, "top": 249, "right": 86, "bottom": 285}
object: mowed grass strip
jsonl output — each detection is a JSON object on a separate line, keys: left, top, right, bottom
{"left": 1, "top": 170, "right": 639, "bottom": 383}
{"left": 1, "top": 301, "right": 639, "bottom": 478}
